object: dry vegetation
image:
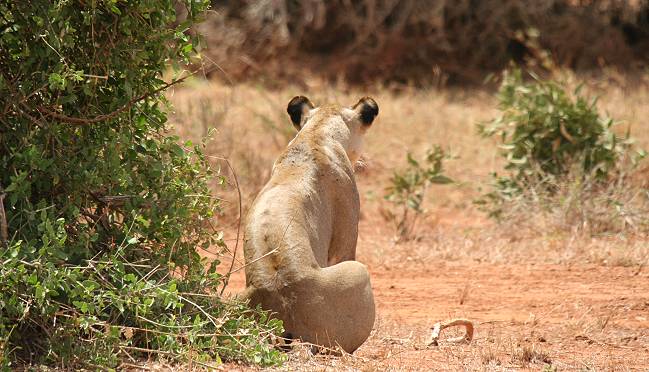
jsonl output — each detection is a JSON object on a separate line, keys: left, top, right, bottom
{"left": 163, "top": 71, "right": 649, "bottom": 370}
{"left": 196, "top": 0, "right": 649, "bottom": 85}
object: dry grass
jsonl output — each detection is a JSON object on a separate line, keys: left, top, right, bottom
{"left": 165, "top": 75, "right": 649, "bottom": 370}
{"left": 167, "top": 75, "right": 649, "bottom": 267}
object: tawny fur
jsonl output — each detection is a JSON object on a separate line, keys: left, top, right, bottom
{"left": 242, "top": 97, "right": 378, "bottom": 353}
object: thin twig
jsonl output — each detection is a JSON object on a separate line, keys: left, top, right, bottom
{"left": 36, "top": 66, "right": 217, "bottom": 125}
{"left": 229, "top": 216, "right": 295, "bottom": 275}
{"left": 119, "top": 345, "right": 173, "bottom": 355}
{"left": 220, "top": 158, "right": 243, "bottom": 296}
{"left": 136, "top": 315, "right": 206, "bottom": 329}
{"left": 0, "top": 185, "right": 7, "bottom": 248}
{"left": 229, "top": 247, "right": 279, "bottom": 275}
{"left": 176, "top": 292, "right": 221, "bottom": 330}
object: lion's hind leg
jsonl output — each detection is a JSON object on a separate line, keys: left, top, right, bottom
{"left": 286, "top": 261, "right": 375, "bottom": 353}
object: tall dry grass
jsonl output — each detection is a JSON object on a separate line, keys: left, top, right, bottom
{"left": 166, "top": 74, "right": 649, "bottom": 268}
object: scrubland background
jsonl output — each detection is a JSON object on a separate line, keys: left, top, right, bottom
{"left": 195, "top": 0, "right": 649, "bottom": 85}
{"left": 170, "top": 1, "right": 649, "bottom": 370}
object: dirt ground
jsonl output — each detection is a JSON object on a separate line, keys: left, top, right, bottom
{"left": 219, "top": 226, "right": 649, "bottom": 371}
{"left": 167, "top": 79, "right": 649, "bottom": 371}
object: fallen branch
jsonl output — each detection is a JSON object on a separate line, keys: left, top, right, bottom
{"left": 427, "top": 318, "right": 474, "bottom": 346}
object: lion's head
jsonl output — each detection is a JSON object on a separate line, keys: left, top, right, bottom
{"left": 286, "top": 96, "right": 379, "bottom": 165}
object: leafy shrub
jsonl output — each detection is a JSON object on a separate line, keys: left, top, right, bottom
{"left": 0, "top": 1, "right": 283, "bottom": 369}
{"left": 477, "top": 69, "right": 648, "bottom": 230}
{"left": 383, "top": 146, "right": 453, "bottom": 241}
{"left": 480, "top": 69, "right": 636, "bottom": 183}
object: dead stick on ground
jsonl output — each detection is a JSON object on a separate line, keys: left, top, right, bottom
{"left": 427, "top": 318, "right": 474, "bottom": 346}
{"left": 0, "top": 185, "right": 7, "bottom": 248}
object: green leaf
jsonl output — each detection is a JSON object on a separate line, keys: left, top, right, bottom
{"left": 73, "top": 301, "right": 89, "bottom": 313}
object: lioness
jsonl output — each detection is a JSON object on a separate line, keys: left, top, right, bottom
{"left": 242, "top": 96, "right": 378, "bottom": 353}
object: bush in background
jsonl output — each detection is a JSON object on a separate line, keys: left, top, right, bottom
{"left": 477, "top": 69, "right": 648, "bottom": 233}
{"left": 0, "top": 1, "right": 283, "bottom": 368}
{"left": 479, "top": 68, "right": 637, "bottom": 186}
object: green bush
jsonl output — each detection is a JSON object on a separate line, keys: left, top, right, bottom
{"left": 0, "top": 1, "right": 283, "bottom": 369}
{"left": 384, "top": 146, "right": 453, "bottom": 241}
{"left": 477, "top": 69, "right": 645, "bottom": 220}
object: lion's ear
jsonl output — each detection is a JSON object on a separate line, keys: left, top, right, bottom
{"left": 353, "top": 97, "right": 379, "bottom": 126}
{"left": 287, "top": 96, "right": 315, "bottom": 130}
